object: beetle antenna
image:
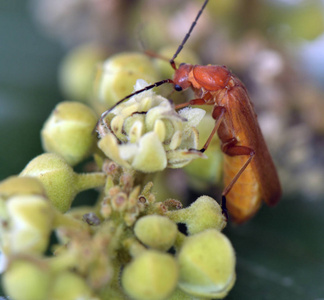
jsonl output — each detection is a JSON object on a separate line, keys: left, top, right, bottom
{"left": 96, "top": 79, "right": 174, "bottom": 130}
{"left": 169, "top": 0, "right": 209, "bottom": 70}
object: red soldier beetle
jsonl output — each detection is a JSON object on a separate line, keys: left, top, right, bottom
{"left": 97, "top": 0, "right": 282, "bottom": 223}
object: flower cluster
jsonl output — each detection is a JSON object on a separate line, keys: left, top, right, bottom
{"left": 97, "top": 79, "right": 206, "bottom": 172}
{"left": 0, "top": 52, "right": 236, "bottom": 300}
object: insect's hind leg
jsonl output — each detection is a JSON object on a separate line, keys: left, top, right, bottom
{"left": 221, "top": 139, "right": 255, "bottom": 219}
{"left": 221, "top": 195, "right": 229, "bottom": 222}
{"left": 222, "top": 139, "right": 255, "bottom": 196}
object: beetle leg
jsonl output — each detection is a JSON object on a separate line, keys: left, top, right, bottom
{"left": 199, "top": 106, "right": 226, "bottom": 153}
{"left": 221, "top": 195, "right": 229, "bottom": 221}
{"left": 175, "top": 98, "right": 207, "bottom": 109}
{"left": 220, "top": 141, "right": 255, "bottom": 220}
{"left": 221, "top": 141, "right": 255, "bottom": 197}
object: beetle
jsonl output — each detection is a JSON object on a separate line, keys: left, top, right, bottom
{"left": 97, "top": 0, "right": 281, "bottom": 223}
{"left": 172, "top": 63, "right": 282, "bottom": 222}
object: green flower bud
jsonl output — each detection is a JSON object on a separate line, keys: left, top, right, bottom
{"left": 2, "top": 259, "right": 51, "bottom": 300}
{"left": 2, "top": 194, "right": 53, "bottom": 255}
{"left": 20, "top": 153, "right": 106, "bottom": 212}
{"left": 59, "top": 44, "right": 105, "bottom": 102}
{"left": 0, "top": 176, "right": 46, "bottom": 200}
{"left": 0, "top": 177, "right": 51, "bottom": 257}
{"left": 167, "top": 196, "right": 226, "bottom": 235}
{"left": 92, "top": 52, "right": 160, "bottom": 115}
{"left": 134, "top": 215, "right": 177, "bottom": 251}
{"left": 177, "top": 229, "right": 236, "bottom": 298}
{"left": 111, "top": 192, "right": 128, "bottom": 212}
{"left": 50, "top": 271, "right": 94, "bottom": 300}
{"left": 41, "top": 101, "right": 98, "bottom": 166}
{"left": 123, "top": 237, "right": 147, "bottom": 258}
{"left": 97, "top": 79, "right": 206, "bottom": 172}
{"left": 122, "top": 250, "right": 178, "bottom": 300}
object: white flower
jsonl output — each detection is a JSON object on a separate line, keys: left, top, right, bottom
{"left": 97, "top": 80, "right": 206, "bottom": 172}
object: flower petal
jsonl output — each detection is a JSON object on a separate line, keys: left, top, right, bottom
{"left": 131, "top": 132, "right": 167, "bottom": 172}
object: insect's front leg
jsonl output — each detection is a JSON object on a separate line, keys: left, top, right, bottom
{"left": 180, "top": 101, "right": 226, "bottom": 153}
{"left": 175, "top": 98, "right": 207, "bottom": 109}
{"left": 200, "top": 106, "right": 226, "bottom": 152}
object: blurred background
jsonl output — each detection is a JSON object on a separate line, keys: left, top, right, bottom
{"left": 1, "top": 0, "right": 324, "bottom": 298}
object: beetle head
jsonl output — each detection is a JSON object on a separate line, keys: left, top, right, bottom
{"left": 173, "top": 64, "right": 193, "bottom": 91}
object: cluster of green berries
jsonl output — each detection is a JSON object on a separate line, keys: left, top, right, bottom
{"left": 0, "top": 49, "right": 235, "bottom": 300}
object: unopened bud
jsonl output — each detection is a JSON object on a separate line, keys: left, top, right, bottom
{"left": 93, "top": 52, "right": 160, "bottom": 115}
{"left": 41, "top": 101, "right": 97, "bottom": 166}
{"left": 20, "top": 153, "right": 105, "bottom": 212}
{"left": 122, "top": 250, "right": 178, "bottom": 300}
{"left": 134, "top": 215, "right": 177, "bottom": 251}
{"left": 178, "top": 229, "right": 236, "bottom": 298}
{"left": 59, "top": 44, "right": 105, "bottom": 102}
{"left": 50, "top": 270, "right": 94, "bottom": 300}
{"left": 167, "top": 195, "right": 226, "bottom": 235}
{"left": 3, "top": 195, "right": 53, "bottom": 254}
{"left": 2, "top": 259, "right": 51, "bottom": 300}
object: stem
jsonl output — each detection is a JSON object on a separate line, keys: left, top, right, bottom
{"left": 47, "top": 251, "right": 77, "bottom": 273}
{"left": 52, "top": 208, "right": 89, "bottom": 231}
{"left": 123, "top": 237, "right": 146, "bottom": 258}
{"left": 75, "top": 172, "right": 106, "bottom": 193}
{"left": 173, "top": 232, "right": 186, "bottom": 252}
{"left": 166, "top": 206, "right": 190, "bottom": 223}
{"left": 100, "top": 260, "right": 125, "bottom": 300}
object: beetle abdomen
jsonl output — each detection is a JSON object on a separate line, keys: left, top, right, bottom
{"left": 223, "top": 155, "right": 262, "bottom": 223}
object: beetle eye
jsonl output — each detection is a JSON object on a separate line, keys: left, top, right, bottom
{"left": 174, "top": 84, "right": 182, "bottom": 92}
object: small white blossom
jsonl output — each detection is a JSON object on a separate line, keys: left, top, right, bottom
{"left": 97, "top": 80, "right": 206, "bottom": 172}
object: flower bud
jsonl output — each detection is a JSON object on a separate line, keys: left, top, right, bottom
{"left": 122, "top": 250, "right": 178, "bottom": 300}
{"left": 41, "top": 101, "right": 98, "bottom": 166}
{"left": 2, "top": 194, "right": 53, "bottom": 255}
{"left": 92, "top": 52, "right": 160, "bottom": 115}
{"left": 134, "top": 215, "right": 177, "bottom": 251}
{"left": 0, "top": 176, "right": 46, "bottom": 200}
{"left": 167, "top": 196, "right": 226, "bottom": 235}
{"left": 111, "top": 192, "right": 128, "bottom": 212}
{"left": 50, "top": 270, "right": 93, "bottom": 300}
{"left": 59, "top": 44, "right": 105, "bottom": 102}
{"left": 20, "top": 153, "right": 106, "bottom": 212}
{"left": 177, "top": 229, "right": 236, "bottom": 298}
{"left": 0, "top": 177, "right": 51, "bottom": 260}
{"left": 2, "top": 259, "right": 51, "bottom": 300}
